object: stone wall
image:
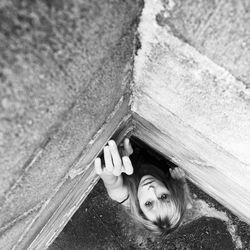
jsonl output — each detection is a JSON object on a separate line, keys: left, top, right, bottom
{"left": 0, "top": 0, "right": 142, "bottom": 248}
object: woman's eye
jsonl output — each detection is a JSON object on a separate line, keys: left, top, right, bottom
{"left": 160, "top": 194, "right": 168, "bottom": 200}
{"left": 145, "top": 201, "right": 152, "bottom": 207}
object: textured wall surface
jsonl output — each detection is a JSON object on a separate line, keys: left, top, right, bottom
{"left": 1, "top": 0, "right": 250, "bottom": 248}
{"left": 0, "top": 0, "right": 142, "bottom": 248}
{"left": 134, "top": 0, "right": 250, "bottom": 165}
{"left": 132, "top": 0, "right": 250, "bottom": 224}
{"left": 156, "top": 0, "right": 250, "bottom": 87}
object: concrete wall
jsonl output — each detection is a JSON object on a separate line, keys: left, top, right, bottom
{"left": 134, "top": 0, "right": 250, "bottom": 166}
{"left": 1, "top": 0, "right": 250, "bottom": 248}
{"left": 0, "top": 0, "right": 142, "bottom": 248}
{"left": 160, "top": 0, "right": 250, "bottom": 87}
{"left": 132, "top": 0, "right": 250, "bottom": 224}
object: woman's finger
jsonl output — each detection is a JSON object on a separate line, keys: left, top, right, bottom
{"left": 124, "top": 138, "right": 133, "bottom": 156}
{"left": 178, "top": 168, "right": 185, "bottom": 178}
{"left": 94, "top": 158, "right": 102, "bottom": 175}
{"left": 170, "top": 168, "right": 185, "bottom": 179}
{"left": 104, "top": 146, "right": 113, "bottom": 171}
{"left": 122, "top": 156, "right": 134, "bottom": 175}
{"left": 170, "top": 168, "right": 177, "bottom": 178}
{"left": 108, "top": 140, "right": 122, "bottom": 175}
{"left": 113, "top": 167, "right": 122, "bottom": 176}
{"left": 175, "top": 168, "right": 182, "bottom": 177}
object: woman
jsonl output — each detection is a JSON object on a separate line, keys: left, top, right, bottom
{"left": 95, "top": 138, "right": 191, "bottom": 235}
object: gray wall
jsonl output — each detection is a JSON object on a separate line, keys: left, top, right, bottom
{"left": 0, "top": 0, "right": 142, "bottom": 248}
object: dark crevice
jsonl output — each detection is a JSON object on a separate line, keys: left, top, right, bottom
{"left": 48, "top": 136, "right": 248, "bottom": 250}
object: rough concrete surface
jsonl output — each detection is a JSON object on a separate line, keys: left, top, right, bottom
{"left": 0, "top": 0, "right": 143, "bottom": 248}
{"left": 1, "top": 0, "right": 250, "bottom": 249}
{"left": 49, "top": 179, "right": 250, "bottom": 250}
{"left": 134, "top": 0, "right": 250, "bottom": 166}
{"left": 156, "top": 0, "right": 250, "bottom": 87}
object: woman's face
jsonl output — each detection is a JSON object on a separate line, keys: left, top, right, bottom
{"left": 137, "top": 175, "right": 171, "bottom": 221}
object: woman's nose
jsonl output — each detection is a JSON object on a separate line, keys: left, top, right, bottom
{"left": 148, "top": 186, "right": 158, "bottom": 197}
{"left": 149, "top": 186, "right": 162, "bottom": 198}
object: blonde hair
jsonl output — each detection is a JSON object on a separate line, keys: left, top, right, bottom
{"left": 123, "top": 164, "right": 190, "bottom": 235}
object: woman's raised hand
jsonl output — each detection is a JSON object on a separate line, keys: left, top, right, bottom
{"left": 169, "top": 167, "right": 185, "bottom": 180}
{"left": 119, "top": 137, "right": 133, "bottom": 157}
{"left": 95, "top": 138, "right": 134, "bottom": 179}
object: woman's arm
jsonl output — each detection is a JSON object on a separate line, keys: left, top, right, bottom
{"left": 95, "top": 139, "right": 133, "bottom": 203}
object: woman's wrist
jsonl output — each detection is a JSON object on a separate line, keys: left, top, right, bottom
{"left": 103, "top": 174, "right": 122, "bottom": 187}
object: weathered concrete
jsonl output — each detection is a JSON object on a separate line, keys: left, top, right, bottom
{"left": 156, "top": 0, "right": 250, "bottom": 87}
{"left": 0, "top": 0, "right": 143, "bottom": 248}
{"left": 132, "top": 0, "right": 250, "bottom": 228}
{"left": 1, "top": 0, "right": 250, "bottom": 248}
{"left": 133, "top": 0, "right": 250, "bottom": 165}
